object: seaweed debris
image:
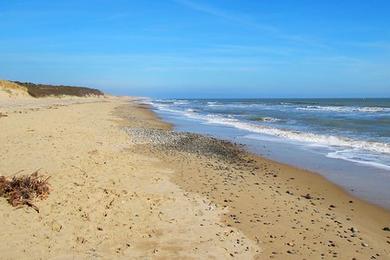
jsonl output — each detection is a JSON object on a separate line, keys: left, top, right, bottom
{"left": 0, "top": 171, "right": 50, "bottom": 212}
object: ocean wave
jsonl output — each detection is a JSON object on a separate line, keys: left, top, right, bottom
{"left": 204, "top": 102, "right": 390, "bottom": 114}
{"left": 172, "top": 112, "right": 390, "bottom": 155}
{"left": 173, "top": 100, "right": 189, "bottom": 105}
{"left": 206, "top": 103, "right": 274, "bottom": 110}
{"left": 154, "top": 99, "right": 176, "bottom": 103}
{"left": 152, "top": 101, "right": 390, "bottom": 171}
{"left": 297, "top": 105, "right": 390, "bottom": 113}
{"left": 207, "top": 101, "right": 228, "bottom": 107}
{"left": 249, "top": 116, "right": 281, "bottom": 122}
{"left": 152, "top": 103, "right": 182, "bottom": 113}
{"left": 327, "top": 150, "right": 390, "bottom": 170}
{"left": 151, "top": 101, "right": 390, "bottom": 155}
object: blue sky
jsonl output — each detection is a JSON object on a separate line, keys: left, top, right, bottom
{"left": 0, "top": 0, "right": 389, "bottom": 98}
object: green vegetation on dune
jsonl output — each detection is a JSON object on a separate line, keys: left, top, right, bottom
{"left": 12, "top": 81, "right": 104, "bottom": 98}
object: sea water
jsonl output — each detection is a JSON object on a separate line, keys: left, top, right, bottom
{"left": 148, "top": 98, "right": 390, "bottom": 208}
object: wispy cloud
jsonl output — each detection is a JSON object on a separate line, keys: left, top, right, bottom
{"left": 173, "top": 0, "right": 330, "bottom": 49}
{"left": 208, "top": 44, "right": 296, "bottom": 56}
{"left": 343, "top": 41, "right": 390, "bottom": 51}
{"left": 173, "top": 0, "right": 277, "bottom": 33}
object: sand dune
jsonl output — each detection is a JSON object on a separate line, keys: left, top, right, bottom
{"left": 0, "top": 80, "right": 30, "bottom": 98}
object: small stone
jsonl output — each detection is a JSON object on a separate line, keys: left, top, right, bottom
{"left": 383, "top": 227, "right": 390, "bottom": 231}
{"left": 76, "top": 237, "right": 86, "bottom": 244}
{"left": 350, "top": 227, "right": 358, "bottom": 233}
{"left": 361, "top": 242, "right": 368, "bottom": 247}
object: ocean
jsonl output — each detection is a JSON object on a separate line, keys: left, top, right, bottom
{"left": 148, "top": 98, "right": 390, "bottom": 208}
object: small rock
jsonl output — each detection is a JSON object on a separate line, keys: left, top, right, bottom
{"left": 51, "top": 222, "right": 62, "bottom": 232}
{"left": 383, "top": 227, "right": 390, "bottom": 232}
{"left": 76, "top": 237, "right": 86, "bottom": 244}
{"left": 361, "top": 242, "right": 368, "bottom": 247}
{"left": 350, "top": 227, "right": 358, "bottom": 233}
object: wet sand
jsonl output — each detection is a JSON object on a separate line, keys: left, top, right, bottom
{"left": 0, "top": 96, "right": 389, "bottom": 259}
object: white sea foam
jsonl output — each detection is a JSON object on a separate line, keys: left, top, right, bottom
{"left": 254, "top": 117, "right": 281, "bottom": 122}
{"left": 327, "top": 150, "right": 390, "bottom": 170}
{"left": 154, "top": 104, "right": 390, "bottom": 154}
{"left": 152, "top": 101, "right": 390, "bottom": 170}
{"left": 205, "top": 116, "right": 389, "bottom": 154}
{"left": 204, "top": 102, "right": 390, "bottom": 113}
{"left": 206, "top": 102, "right": 270, "bottom": 109}
{"left": 173, "top": 100, "right": 189, "bottom": 105}
{"left": 297, "top": 105, "right": 389, "bottom": 113}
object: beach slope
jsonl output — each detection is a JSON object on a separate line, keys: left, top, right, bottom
{"left": 0, "top": 94, "right": 389, "bottom": 259}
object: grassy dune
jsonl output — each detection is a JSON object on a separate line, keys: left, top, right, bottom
{"left": 0, "top": 80, "right": 29, "bottom": 97}
{"left": 0, "top": 79, "right": 103, "bottom": 98}
{"left": 13, "top": 81, "right": 104, "bottom": 97}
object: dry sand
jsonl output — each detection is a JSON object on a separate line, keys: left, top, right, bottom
{"left": 0, "top": 94, "right": 389, "bottom": 259}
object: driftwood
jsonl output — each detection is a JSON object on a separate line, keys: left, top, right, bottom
{"left": 0, "top": 170, "right": 50, "bottom": 213}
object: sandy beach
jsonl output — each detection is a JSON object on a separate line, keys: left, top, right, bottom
{"left": 1, "top": 92, "right": 389, "bottom": 259}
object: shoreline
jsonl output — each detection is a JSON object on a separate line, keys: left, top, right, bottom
{"left": 131, "top": 100, "right": 390, "bottom": 258}
{"left": 150, "top": 101, "right": 390, "bottom": 210}
{"left": 0, "top": 96, "right": 389, "bottom": 259}
{"left": 123, "top": 99, "right": 390, "bottom": 257}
